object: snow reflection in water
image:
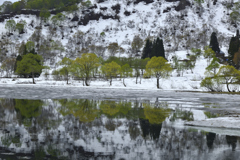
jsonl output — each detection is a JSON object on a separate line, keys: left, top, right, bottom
{"left": 0, "top": 98, "right": 239, "bottom": 160}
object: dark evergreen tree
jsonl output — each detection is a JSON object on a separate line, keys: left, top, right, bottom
{"left": 228, "top": 36, "right": 240, "bottom": 65}
{"left": 152, "top": 38, "right": 165, "bottom": 58}
{"left": 159, "top": 39, "right": 165, "bottom": 58}
{"left": 209, "top": 32, "right": 220, "bottom": 53}
{"left": 141, "top": 39, "right": 152, "bottom": 59}
{"left": 150, "top": 39, "right": 156, "bottom": 58}
{"left": 142, "top": 37, "right": 165, "bottom": 59}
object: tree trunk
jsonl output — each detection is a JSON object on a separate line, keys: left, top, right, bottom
{"left": 226, "top": 81, "right": 231, "bottom": 92}
{"left": 110, "top": 77, "right": 112, "bottom": 86}
{"left": 157, "top": 78, "right": 160, "bottom": 89}
{"left": 123, "top": 78, "right": 126, "bottom": 87}
{"left": 85, "top": 77, "right": 90, "bottom": 86}
{"left": 66, "top": 73, "right": 69, "bottom": 84}
{"left": 32, "top": 72, "right": 35, "bottom": 84}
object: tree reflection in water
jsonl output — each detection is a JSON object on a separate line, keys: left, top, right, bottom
{"left": 0, "top": 98, "right": 240, "bottom": 160}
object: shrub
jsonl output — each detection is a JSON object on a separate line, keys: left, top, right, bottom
{"left": 200, "top": 76, "right": 223, "bottom": 92}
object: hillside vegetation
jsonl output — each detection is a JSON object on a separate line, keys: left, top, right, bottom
{"left": 0, "top": 0, "right": 240, "bottom": 91}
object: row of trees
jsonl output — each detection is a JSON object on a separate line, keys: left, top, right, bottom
{"left": 200, "top": 31, "right": 240, "bottom": 92}
{"left": 51, "top": 53, "right": 172, "bottom": 88}
{"left": 0, "top": 0, "right": 83, "bottom": 14}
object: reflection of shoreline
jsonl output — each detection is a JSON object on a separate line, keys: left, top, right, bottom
{"left": 185, "top": 125, "right": 240, "bottom": 137}
{"left": 185, "top": 117, "right": 240, "bottom": 131}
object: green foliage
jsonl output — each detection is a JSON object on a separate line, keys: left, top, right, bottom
{"left": 194, "top": 0, "right": 204, "bottom": 5}
{"left": 170, "top": 108, "right": 194, "bottom": 122}
{"left": 108, "top": 43, "right": 119, "bottom": 56}
{"left": 12, "top": 0, "right": 25, "bottom": 13}
{"left": 204, "top": 46, "right": 215, "bottom": 65}
{"left": 16, "top": 53, "right": 44, "bottom": 84}
{"left": 26, "top": 41, "right": 35, "bottom": 53}
{"left": 143, "top": 103, "right": 171, "bottom": 124}
{"left": 200, "top": 76, "right": 223, "bottom": 92}
{"left": 73, "top": 53, "right": 100, "bottom": 86}
{"left": 26, "top": 0, "right": 82, "bottom": 10}
{"left": 1, "top": 136, "right": 12, "bottom": 147}
{"left": 81, "top": 0, "right": 92, "bottom": 8}
{"left": 121, "top": 64, "right": 133, "bottom": 87}
{"left": 40, "top": 8, "right": 51, "bottom": 23}
{"left": 58, "top": 99, "right": 99, "bottom": 122}
{"left": 52, "top": 69, "right": 61, "bottom": 81}
{"left": 131, "top": 35, "right": 144, "bottom": 53}
{"left": 58, "top": 57, "right": 73, "bottom": 84}
{"left": 5, "top": 19, "right": 16, "bottom": 33}
{"left": 191, "top": 48, "right": 202, "bottom": 59}
{"left": 217, "top": 65, "right": 240, "bottom": 92}
{"left": 101, "top": 61, "right": 121, "bottom": 86}
{"left": 16, "top": 20, "right": 26, "bottom": 34}
{"left": 205, "top": 56, "right": 220, "bottom": 76}
{"left": 100, "top": 101, "right": 120, "bottom": 117}
{"left": 121, "top": 64, "right": 133, "bottom": 77}
{"left": 100, "top": 32, "right": 105, "bottom": 37}
{"left": 1, "top": 57, "right": 16, "bottom": 77}
{"left": 15, "top": 99, "right": 43, "bottom": 119}
{"left": 51, "top": 13, "right": 65, "bottom": 27}
{"left": 144, "top": 56, "right": 172, "bottom": 89}
{"left": 204, "top": 111, "right": 220, "bottom": 118}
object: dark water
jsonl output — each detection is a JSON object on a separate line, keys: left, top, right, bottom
{"left": 0, "top": 97, "right": 240, "bottom": 160}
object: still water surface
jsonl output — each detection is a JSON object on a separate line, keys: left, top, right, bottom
{"left": 1, "top": 87, "right": 240, "bottom": 160}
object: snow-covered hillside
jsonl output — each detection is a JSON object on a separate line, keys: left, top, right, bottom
{"left": 0, "top": 0, "right": 239, "bottom": 91}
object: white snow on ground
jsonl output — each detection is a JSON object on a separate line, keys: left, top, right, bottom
{"left": 185, "top": 117, "right": 240, "bottom": 130}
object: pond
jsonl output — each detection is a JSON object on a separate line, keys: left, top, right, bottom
{"left": 0, "top": 87, "right": 240, "bottom": 160}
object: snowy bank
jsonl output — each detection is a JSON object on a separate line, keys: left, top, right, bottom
{"left": 185, "top": 117, "right": 240, "bottom": 130}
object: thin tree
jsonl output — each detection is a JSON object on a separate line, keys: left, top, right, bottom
{"left": 144, "top": 56, "right": 172, "bottom": 89}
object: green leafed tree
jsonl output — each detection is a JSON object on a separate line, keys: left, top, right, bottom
{"left": 217, "top": 65, "right": 240, "bottom": 92}
{"left": 26, "top": 41, "right": 35, "bottom": 53}
{"left": 73, "top": 53, "right": 100, "bottom": 86}
{"left": 131, "top": 35, "right": 143, "bottom": 55}
{"left": 1, "top": 57, "right": 16, "bottom": 77}
{"left": 51, "top": 13, "right": 65, "bottom": 27}
{"left": 101, "top": 61, "right": 121, "bottom": 86}
{"left": 204, "top": 46, "right": 215, "bottom": 65}
{"left": 121, "top": 64, "right": 133, "bottom": 87}
{"left": 39, "top": 8, "right": 51, "bottom": 24}
{"left": 144, "top": 56, "right": 172, "bottom": 89}
{"left": 5, "top": 19, "right": 16, "bottom": 34}
{"left": 200, "top": 76, "right": 223, "bottom": 92}
{"left": 58, "top": 57, "right": 73, "bottom": 84}
{"left": 16, "top": 53, "right": 44, "bottom": 84}
{"left": 16, "top": 20, "right": 26, "bottom": 35}
{"left": 205, "top": 56, "right": 220, "bottom": 76}
{"left": 108, "top": 42, "right": 119, "bottom": 56}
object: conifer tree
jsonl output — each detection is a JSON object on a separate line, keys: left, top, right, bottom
{"left": 209, "top": 32, "right": 220, "bottom": 53}
{"left": 159, "top": 39, "right": 165, "bottom": 59}
{"left": 228, "top": 35, "right": 240, "bottom": 65}
{"left": 142, "top": 39, "right": 152, "bottom": 59}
